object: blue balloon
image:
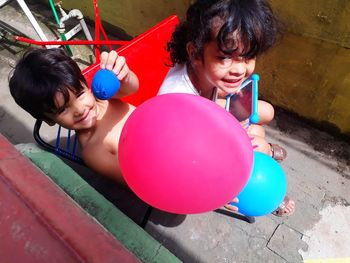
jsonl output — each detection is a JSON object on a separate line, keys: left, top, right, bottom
{"left": 91, "top": 69, "right": 121, "bottom": 100}
{"left": 235, "top": 152, "right": 287, "bottom": 216}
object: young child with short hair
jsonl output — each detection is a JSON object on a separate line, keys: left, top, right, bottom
{"left": 9, "top": 48, "right": 138, "bottom": 185}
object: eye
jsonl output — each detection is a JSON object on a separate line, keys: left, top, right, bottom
{"left": 56, "top": 106, "right": 67, "bottom": 115}
{"left": 240, "top": 55, "right": 255, "bottom": 63}
{"left": 217, "top": 55, "right": 234, "bottom": 67}
{"left": 218, "top": 55, "right": 231, "bottom": 61}
{"left": 76, "top": 90, "right": 85, "bottom": 98}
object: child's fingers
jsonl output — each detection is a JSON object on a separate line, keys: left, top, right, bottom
{"left": 232, "top": 197, "right": 239, "bottom": 203}
{"left": 105, "top": 50, "right": 118, "bottom": 71}
{"left": 116, "top": 64, "right": 129, "bottom": 81}
{"left": 224, "top": 204, "right": 239, "bottom": 212}
{"left": 99, "top": 51, "right": 109, "bottom": 69}
{"left": 99, "top": 51, "right": 129, "bottom": 81}
{"left": 224, "top": 197, "right": 239, "bottom": 212}
{"left": 112, "top": 56, "right": 126, "bottom": 77}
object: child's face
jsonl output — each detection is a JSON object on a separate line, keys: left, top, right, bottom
{"left": 190, "top": 40, "right": 256, "bottom": 96}
{"left": 46, "top": 86, "right": 99, "bottom": 130}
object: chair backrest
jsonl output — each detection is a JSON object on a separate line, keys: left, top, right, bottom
{"left": 83, "top": 15, "right": 179, "bottom": 106}
{"left": 34, "top": 15, "right": 179, "bottom": 164}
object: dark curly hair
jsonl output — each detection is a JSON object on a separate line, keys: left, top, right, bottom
{"left": 167, "top": 0, "right": 282, "bottom": 65}
{"left": 9, "top": 48, "right": 87, "bottom": 121}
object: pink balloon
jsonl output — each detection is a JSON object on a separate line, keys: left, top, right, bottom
{"left": 118, "top": 93, "right": 253, "bottom": 214}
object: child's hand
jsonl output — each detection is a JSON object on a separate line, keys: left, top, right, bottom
{"left": 99, "top": 50, "right": 139, "bottom": 97}
{"left": 224, "top": 197, "right": 239, "bottom": 212}
{"left": 100, "top": 50, "right": 130, "bottom": 82}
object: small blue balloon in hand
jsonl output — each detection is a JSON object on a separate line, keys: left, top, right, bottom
{"left": 234, "top": 152, "right": 287, "bottom": 216}
{"left": 92, "top": 69, "right": 121, "bottom": 100}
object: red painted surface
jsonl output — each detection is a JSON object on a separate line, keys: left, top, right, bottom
{"left": 82, "top": 15, "right": 180, "bottom": 106}
{"left": 0, "top": 134, "right": 140, "bottom": 263}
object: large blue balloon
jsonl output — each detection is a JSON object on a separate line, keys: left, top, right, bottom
{"left": 92, "top": 69, "right": 120, "bottom": 100}
{"left": 235, "top": 152, "right": 287, "bottom": 216}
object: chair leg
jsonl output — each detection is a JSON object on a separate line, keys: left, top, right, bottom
{"left": 140, "top": 206, "right": 153, "bottom": 228}
{"left": 214, "top": 208, "right": 255, "bottom": 224}
{"left": 139, "top": 206, "right": 255, "bottom": 228}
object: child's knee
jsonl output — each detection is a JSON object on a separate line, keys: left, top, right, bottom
{"left": 258, "top": 100, "right": 274, "bottom": 124}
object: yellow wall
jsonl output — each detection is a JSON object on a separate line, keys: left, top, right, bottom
{"left": 59, "top": 0, "right": 190, "bottom": 36}
{"left": 57, "top": 0, "right": 350, "bottom": 134}
{"left": 258, "top": 0, "right": 350, "bottom": 135}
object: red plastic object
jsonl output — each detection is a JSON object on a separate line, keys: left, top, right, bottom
{"left": 82, "top": 15, "right": 179, "bottom": 106}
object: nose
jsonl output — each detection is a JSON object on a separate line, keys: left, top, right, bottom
{"left": 72, "top": 101, "right": 84, "bottom": 117}
{"left": 228, "top": 60, "right": 246, "bottom": 76}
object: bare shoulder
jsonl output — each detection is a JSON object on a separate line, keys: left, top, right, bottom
{"left": 108, "top": 99, "right": 135, "bottom": 114}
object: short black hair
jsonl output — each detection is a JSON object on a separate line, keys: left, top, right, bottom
{"left": 9, "top": 48, "right": 87, "bottom": 121}
{"left": 168, "top": 0, "right": 282, "bottom": 65}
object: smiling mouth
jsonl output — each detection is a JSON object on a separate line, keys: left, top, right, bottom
{"left": 76, "top": 110, "right": 90, "bottom": 123}
{"left": 221, "top": 78, "right": 244, "bottom": 89}
{"left": 223, "top": 78, "right": 242, "bottom": 84}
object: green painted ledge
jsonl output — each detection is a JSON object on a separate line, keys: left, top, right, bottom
{"left": 16, "top": 143, "right": 181, "bottom": 263}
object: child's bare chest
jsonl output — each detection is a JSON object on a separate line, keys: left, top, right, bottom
{"left": 90, "top": 101, "right": 135, "bottom": 153}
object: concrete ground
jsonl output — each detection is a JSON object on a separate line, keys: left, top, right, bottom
{"left": 1, "top": 1, "right": 349, "bottom": 262}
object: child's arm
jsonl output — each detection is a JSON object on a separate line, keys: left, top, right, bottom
{"left": 100, "top": 50, "right": 139, "bottom": 98}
